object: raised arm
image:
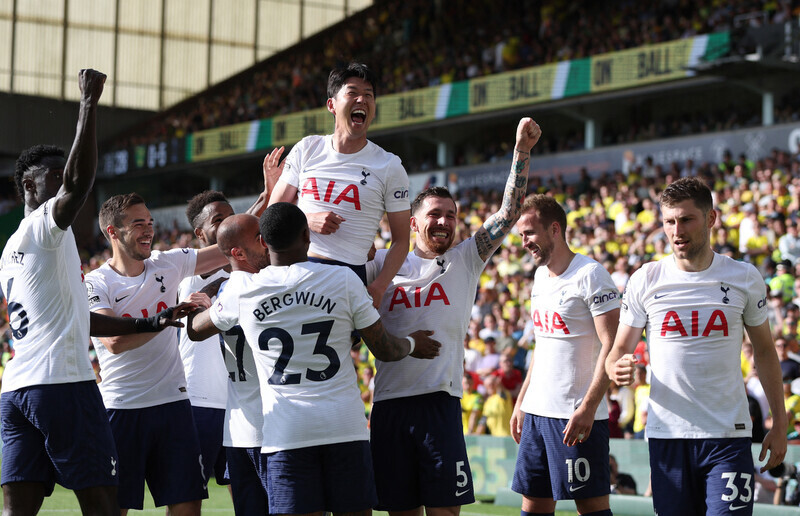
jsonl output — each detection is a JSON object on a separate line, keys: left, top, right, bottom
{"left": 247, "top": 146, "right": 286, "bottom": 217}
{"left": 474, "top": 118, "right": 542, "bottom": 261}
{"left": 367, "top": 209, "right": 410, "bottom": 307}
{"left": 52, "top": 69, "right": 106, "bottom": 230}
{"left": 358, "top": 320, "right": 440, "bottom": 362}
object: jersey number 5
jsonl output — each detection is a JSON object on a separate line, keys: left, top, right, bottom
{"left": 258, "top": 320, "right": 340, "bottom": 385}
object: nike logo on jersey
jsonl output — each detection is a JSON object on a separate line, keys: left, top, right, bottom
{"left": 569, "top": 484, "right": 586, "bottom": 492}
{"left": 455, "top": 489, "right": 471, "bottom": 497}
{"left": 729, "top": 504, "right": 748, "bottom": 511}
{"left": 115, "top": 295, "right": 129, "bottom": 303}
{"left": 654, "top": 293, "right": 669, "bottom": 299}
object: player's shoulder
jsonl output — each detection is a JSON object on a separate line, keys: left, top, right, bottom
{"left": 364, "top": 140, "right": 403, "bottom": 168}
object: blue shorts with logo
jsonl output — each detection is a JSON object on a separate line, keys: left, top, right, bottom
{"left": 107, "top": 399, "right": 208, "bottom": 509}
{"left": 512, "top": 413, "right": 610, "bottom": 500}
{"left": 191, "top": 406, "right": 227, "bottom": 485}
{"left": 260, "top": 440, "right": 376, "bottom": 514}
{"left": 370, "top": 391, "right": 475, "bottom": 510}
{"left": 226, "top": 446, "right": 268, "bottom": 515}
{"left": 649, "top": 437, "right": 755, "bottom": 516}
{"left": 1, "top": 381, "right": 118, "bottom": 494}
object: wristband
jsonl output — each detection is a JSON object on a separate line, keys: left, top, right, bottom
{"left": 134, "top": 307, "right": 174, "bottom": 333}
{"left": 406, "top": 336, "right": 416, "bottom": 355}
{"left": 514, "top": 147, "right": 530, "bottom": 154}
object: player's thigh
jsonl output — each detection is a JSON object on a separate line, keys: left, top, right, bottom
{"left": 648, "top": 438, "right": 703, "bottom": 516}
{"left": 226, "top": 447, "right": 268, "bottom": 516}
{"left": 145, "top": 400, "right": 208, "bottom": 508}
{"left": 512, "top": 413, "right": 553, "bottom": 499}
{"left": 191, "top": 406, "right": 226, "bottom": 482}
{"left": 704, "top": 438, "right": 755, "bottom": 516}
{"left": 266, "top": 446, "right": 325, "bottom": 514}
{"left": 321, "top": 440, "right": 377, "bottom": 513}
{"left": 1, "top": 390, "right": 55, "bottom": 492}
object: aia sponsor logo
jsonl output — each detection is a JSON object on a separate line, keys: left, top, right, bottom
{"left": 300, "top": 178, "right": 362, "bottom": 210}
{"left": 389, "top": 283, "right": 450, "bottom": 311}
{"left": 532, "top": 309, "right": 570, "bottom": 334}
{"left": 660, "top": 310, "right": 728, "bottom": 337}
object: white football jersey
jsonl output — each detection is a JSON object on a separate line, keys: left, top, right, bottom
{"left": 178, "top": 270, "right": 229, "bottom": 410}
{"left": 209, "top": 261, "right": 379, "bottom": 453}
{"left": 520, "top": 253, "right": 619, "bottom": 419}
{"left": 217, "top": 275, "right": 263, "bottom": 448}
{"left": 86, "top": 248, "right": 197, "bottom": 409}
{"left": 366, "top": 239, "right": 487, "bottom": 402}
{"left": 280, "top": 135, "right": 409, "bottom": 265}
{"left": 620, "top": 253, "right": 766, "bottom": 439}
{"left": 0, "top": 198, "right": 95, "bottom": 392}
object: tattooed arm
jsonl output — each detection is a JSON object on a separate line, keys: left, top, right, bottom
{"left": 358, "top": 319, "right": 441, "bottom": 362}
{"left": 474, "top": 117, "right": 542, "bottom": 261}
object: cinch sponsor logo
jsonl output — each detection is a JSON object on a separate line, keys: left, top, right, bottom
{"left": 757, "top": 296, "right": 767, "bottom": 309}
{"left": 592, "top": 291, "right": 618, "bottom": 304}
{"left": 394, "top": 189, "right": 409, "bottom": 199}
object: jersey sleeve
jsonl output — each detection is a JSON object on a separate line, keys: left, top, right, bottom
{"left": 583, "top": 262, "right": 621, "bottom": 317}
{"left": 86, "top": 272, "right": 112, "bottom": 312}
{"left": 383, "top": 156, "right": 410, "bottom": 213}
{"left": 278, "top": 139, "right": 305, "bottom": 188}
{"left": 620, "top": 266, "right": 648, "bottom": 329}
{"left": 209, "top": 277, "right": 239, "bottom": 333}
{"left": 743, "top": 264, "right": 769, "bottom": 327}
{"left": 348, "top": 270, "right": 380, "bottom": 330}
{"left": 30, "top": 198, "right": 66, "bottom": 250}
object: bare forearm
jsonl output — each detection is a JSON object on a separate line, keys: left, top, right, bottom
{"left": 754, "top": 345, "right": 788, "bottom": 431}
{"left": 359, "top": 320, "right": 411, "bottom": 362}
{"left": 370, "top": 236, "right": 407, "bottom": 293}
{"left": 98, "top": 332, "right": 158, "bottom": 354}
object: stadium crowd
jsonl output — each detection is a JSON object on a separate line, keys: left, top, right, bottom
{"left": 108, "top": 0, "right": 800, "bottom": 166}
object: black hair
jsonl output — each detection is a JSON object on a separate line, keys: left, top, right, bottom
{"left": 14, "top": 145, "right": 64, "bottom": 199}
{"left": 411, "top": 187, "right": 455, "bottom": 215}
{"left": 185, "top": 190, "right": 229, "bottom": 229}
{"left": 98, "top": 193, "right": 146, "bottom": 241}
{"left": 327, "top": 62, "right": 378, "bottom": 99}
{"left": 259, "top": 202, "right": 307, "bottom": 251}
{"left": 660, "top": 176, "right": 713, "bottom": 213}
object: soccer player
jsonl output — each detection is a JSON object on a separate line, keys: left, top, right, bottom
{"left": 86, "top": 192, "right": 230, "bottom": 515}
{"left": 606, "top": 177, "right": 787, "bottom": 516}
{"left": 187, "top": 202, "right": 441, "bottom": 515}
{"left": 510, "top": 194, "right": 620, "bottom": 516}
{"left": 267, "top": 62, "right": 410, "bottom": 304}
{"left": 0, "top": 69, "right": 191, "bottom": 516}
{"left": 367, "top": 117, "right": 541, "bottom": 515}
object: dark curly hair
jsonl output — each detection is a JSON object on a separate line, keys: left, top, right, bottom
{"left": 260, "top": 202, "right": 307, "bottom": 251}
{"left": 14, "top": 145, "right": 64, "bottom": 199}
{"left": 185, "top": 190, "right": 229, "bottom": 229}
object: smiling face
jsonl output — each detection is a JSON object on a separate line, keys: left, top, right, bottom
{"left": 661, "top": 199, "right": 714, "bottom": 269}
{"left": 24, "top": 155, "right": 66, "bottom": 210}
{"left": 114, "top": 203, "right": 155, "bottom": 261}
{"left": 196, "top": 201, "right": 235, "bottom": 247}
{"left": 411, "top": 195, "right": 458, "bottom": 257}
{"left": 517, "top": 210, "right": 557, "bottom": 268}
{"left": 327, "top": 77, "right": 376, "bottom": 143}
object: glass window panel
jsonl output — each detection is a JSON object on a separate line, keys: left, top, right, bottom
{"left": 116, "top": 83, "right": 159, "bottom": 110}
{"left": 63, "top": 28, "right": 115, "bottom": 102}
{"left": 68, "top": 0, "right": 115, "bottom": 27}
{"left": 302, "top": 3, "right": 343, "bottom": 38}
{"left": 259, "top": 1, "right": 300, "bottom": 51}
{"left": 0, "top": 0, "right": 14, "bottom": 16}
{"left": 14, "top": 21, "right": 63, "bottom": 96}
{"left": 212, "top": 0, "right": 254, "bottom": 44}
{"left": 16, "top": 0, "right": 64, "bottom": 21}
{"left": 116, "top": 34, "right": 160, "bottom": 84}
{"left": 210, "top": 45, "right": 252, "bottom": 84}
{"left": 163, "top": 39, "right": 207, "bottom": 91}
{"left": 118, "top": 0, "right": 161, "bottom": 32}
{"left": 164, "top": 0, "right": 208, "bottom": 38}
{"left": 347, "top": 0, "right": 372, "bottom": 14}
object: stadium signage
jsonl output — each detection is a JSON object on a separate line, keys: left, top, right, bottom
{"left": 272, "top": 108, "right": 329, "bottom": 147}
{"left": 468, "top": 64, "right": 559, "bottom": 113}
{"left": 371, "top": 88, "right": 442, "bottom": 130}
{"left": 188, "top": 121, "right": 259, "bottom": 162}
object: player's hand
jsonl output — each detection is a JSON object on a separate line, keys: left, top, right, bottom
{"left": 78, "top": 69, "right": 106, "bottom": 104}
{"left": 510, "top": 406, "right": 525, "bottom": 444}
{"left": 366, "top": 281, "right": 386, "bottom": 309}
{"left": 182, "top": 292, "right": 213, "bottom": 310}
{"left": 515, "top": 117, "right": 542, "bottom": 154}
{"left": 759, "top": 427, "right": 788, "bottom": 473}
{"left": 610, "top": 353, "right": 637, "bottom": 386}
{"left": 155, "top": 301, "right": 201, "bottom": 330}
{"left": 408, "top": 330, "right": 441, "bottom": 359}
{"left": 563, "top": 404, "right": 593, "bottom": 447}
{"left": 307, "top": 211, "right": 345, "bottom": 235}
{"left": 263, "top": 146, "right": 285, "bottom": 188}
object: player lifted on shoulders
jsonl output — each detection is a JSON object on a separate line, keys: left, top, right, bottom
{"left": 510, "top": 194, "right": 620, "bottom": 516}
{"left": 267, "top": 62, "right": 409, "bottom": 304}
{"left": 367, "top": 117, "right": 541, "bottom": 515}
{"left": 606, "top": 177, "right": 787, "bottom": 516}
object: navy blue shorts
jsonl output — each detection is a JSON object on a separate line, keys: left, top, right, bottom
{"left": 0, "top": 381, "right": 118, "bottom": 493}
{"left": 260, "top": 440, "right": 376, "bottom": 514}
{"left": 308, "top": 256, "right": 367, "bottom": 285}
{"left": 649, "top": 438, "right": 755, "bottom": 516}
{"left": 226, "top": 446, "right": 268, "bottom": 515}
{"left": 370, "top": 392, "right": 475, "bottom": 510}
{"left": 511, "top": 414, "right": 610, "bottom": 500}
{"left": 107, "top": 399, "right": 208, "bottom": 509}
{"left": 191, "top": 406, "right": 228, "bottom": 485}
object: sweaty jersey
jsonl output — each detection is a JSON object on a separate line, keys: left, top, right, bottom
{"left": 520, "top": 253, "right": 619, "bottom": 420}
{"left": 178, "top": 270, "right": 229, "bottom": 410}
{"left": 209, "top": 261, "right": 380, "bottom": 453}
{"left": 620, "top": 253, "right": 767, "bottom": 439}
{"left": 86, "top": 248, "right": 197, "bottom": 409}
{"left": 217, "top": 275, "right": 263, "bottom": 448}
{"left": 0, "top": 198, "right": 95, "bottom": 392}
{"left": 366, "top": 239, "right": 487, "bottom": 402}
{"left": 280, "top": 134, "right": 409, "bottom": 265}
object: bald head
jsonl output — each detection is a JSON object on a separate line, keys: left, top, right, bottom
{"left": 217, "top": 214, "right": 268, "bottom": 272}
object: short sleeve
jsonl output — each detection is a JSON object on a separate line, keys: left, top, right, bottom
{"left": 86, "top": 273, "right": 112, "bottom": 312}
{"left": 383, "top": 157, "right": 410, "bottom": 213}
{"left": 209, "top": 278, "right": 239, "bottom": 332}
{"left": 278, "top": 141, "right": 303, "bottom": 188}
{"left": 583, "top": 263, "right": 621, "bottom": 317}
{"left": 348, "top": 270, "right": 380, "bottom": 330}
{"left": 30, "top": 198, "right": 66, "bottom": 250}
{"left": 620, "top": 267, "right": 648, "bottom": 329}
{"left": 743, "top": 264, "right": 768, "bottom": 327}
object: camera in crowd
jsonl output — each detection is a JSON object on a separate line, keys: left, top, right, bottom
{"left": 769, "top": 462, "right": 800, "bottom": 506}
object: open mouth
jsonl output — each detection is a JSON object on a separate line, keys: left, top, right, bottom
{"left": 351, "top": 109, "right": 367, "bottom": 124}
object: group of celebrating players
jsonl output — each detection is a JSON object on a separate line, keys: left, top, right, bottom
{"left": 0, "top": 62, "right": 789, "bottom": 516}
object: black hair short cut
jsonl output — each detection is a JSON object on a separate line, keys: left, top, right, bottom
{"left": 98, "top": 193, "right": 146, "bottom": 241}
{"left": 185, "top": 190, "right": 229, "bottom": 229}
{"left": 659, "top": 176, "right": 713, "bottom": 213}
{"left": 259, "top": 202, "right": 308, "bottom": 251}
{"left": 411, "top": 187, "right": 455, "bottom": 215}
{"left": 14, "top": 145, "right": 65, "bottom": 199}
{"left": 327, "top": 62, "right": 378, "bottom": 99}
